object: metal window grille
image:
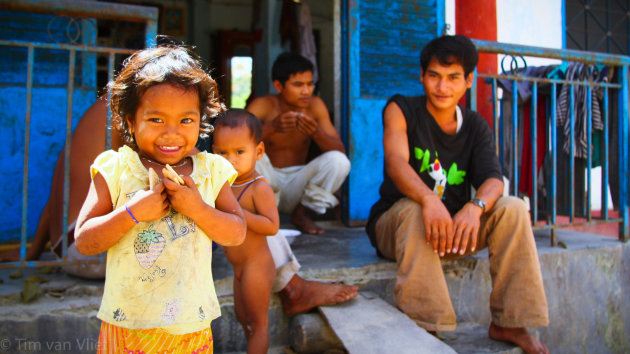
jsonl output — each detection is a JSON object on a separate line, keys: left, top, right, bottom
{"left": 471, "top": 39, "right": 629, "bottom": 245}
{"left": 0, "top": 0, "right": 158, "bottom": 268}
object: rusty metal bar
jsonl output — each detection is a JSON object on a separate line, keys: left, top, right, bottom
{"left": 499, "top": 94, "right": 504, "bottom": 174}
{"left": 492, "top": 78, "right": 499, "bottom": 156}
{"left": 62, "top": 49, "right": 76, "bottom": 262}
{"left": 145, "top": 20, "right": 158, "bottom": 48}
{"left": 531, "top": 83, "right": 538, "bottom": 224}
{"left": 586, "top": 86, "right": 592, "bottom": 222}
{"left": 473, "top": 39, "right": 630, "bottom": 66}
{"left": 478, "top": 72, "right": 622, "bottom": 89}
{"left": 471, "top": 68, "right": 478, "bottom": 111}
{"left": 532, "top": 217, "right": 625, "bottom": 230}
{"left": 569, "top": 85, "right": 575, "bottom": 222}
{"left": 20, "top": 45, "right": 34, "bottom": 265}
{"left": 511, "top": 80, "right": 518, "bottom": 195}
{"left": 619, "top": 65, "right": 629, "bottom": 242}
{"left": 0, "top": 39, "right": 137, "bottom": 55}
{"left": 0, "top": 0, "right": 158, "bottom": 23}
{"left": 106, "top": 52, "right": 115, "bottom": 150}
{"left": 602, "top": 88, "right": 609, "bottom": 220}
{"left": 0, "top": 259, "right": 103, "bottom": 269}
{"left": 551, "top": 83, "right": 558, "bottom": 246}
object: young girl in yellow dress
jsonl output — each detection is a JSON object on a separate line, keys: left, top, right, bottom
{"left": 74, "top": 45, "right": 246, "bottom": 353}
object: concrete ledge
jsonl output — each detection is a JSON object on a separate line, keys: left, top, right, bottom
{"left": 1, "top": 226, "right": 629, "bottom": 353}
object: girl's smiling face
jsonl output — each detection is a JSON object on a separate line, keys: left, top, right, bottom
{"left": 128, "top": 83, "right": 200, "bottom": 165}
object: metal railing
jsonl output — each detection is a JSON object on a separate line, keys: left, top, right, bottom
{"left": 0, "top": 0, "right": 158, "bottom": 268}
{"left": 471, "top": 39, "right": 629, "bottom": 245}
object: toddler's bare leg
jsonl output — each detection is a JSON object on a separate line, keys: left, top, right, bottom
{"left": 239, "top": 255, "right": 275, "bottom": 354}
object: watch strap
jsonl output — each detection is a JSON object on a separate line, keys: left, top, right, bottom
{"left": 470, "top": 198, "right": 486, "bottom": 213}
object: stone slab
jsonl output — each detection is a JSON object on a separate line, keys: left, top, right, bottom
{"left": 319, "top": 291, "right": 456, "bottom": 354}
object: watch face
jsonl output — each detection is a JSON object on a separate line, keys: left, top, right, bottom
{"left": 472, "top": 198, "right": 485, "bottom": 212}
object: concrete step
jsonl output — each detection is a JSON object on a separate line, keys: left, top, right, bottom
{"left": 1, "top": 225, "right": 629, "bottom": 353}
{"left": 168, "top": 226, "right": 630, "bottom": 353}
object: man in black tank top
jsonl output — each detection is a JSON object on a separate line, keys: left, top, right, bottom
{"left": 366, "top": 35, "right": 549, "bottom": 354}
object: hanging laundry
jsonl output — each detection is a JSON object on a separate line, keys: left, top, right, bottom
{"left": 298, "top": 2, "right": 318, "bottom": 83}
{"left": 279, "top": 0, "right": 319, "bottom": 83}
{"left": 556, "top": 63, "right": 606, "bottom": 158}
{"left": 498, "top": 65, "right": 555, "bottom": 103}
{"left": 280, "top": 0, "right": 300, "bottom": 51}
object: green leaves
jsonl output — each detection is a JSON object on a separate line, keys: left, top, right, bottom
{"left": 414, "top": 147, "right": 431, "bottom": 173}
{"left": 446, "top": 163, "right": 466, "bottom": 186}
{"left": 415, "top": 147, "right": 466, "bottom": 186}
{"left": 138, "top": 225, "right": 161, "bottom": 247}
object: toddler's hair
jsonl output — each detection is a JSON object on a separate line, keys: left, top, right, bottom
{"left": 214, "top": 109, "right": 262, "bottom": 143}
{"left": 108, "top": 44, "right": 224, "bottom": 148}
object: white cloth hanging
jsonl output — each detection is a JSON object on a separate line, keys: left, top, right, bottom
{"left": 298, "top": 2, "right": 318, "bottom": 82}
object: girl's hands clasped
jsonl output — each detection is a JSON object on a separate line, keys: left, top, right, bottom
{"left": 125, "top": 182, "right": 170, "bottom": 222}
{"left": 162, "top": 175, "right": 205, "bottom": 216}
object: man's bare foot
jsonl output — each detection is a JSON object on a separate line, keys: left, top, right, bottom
{"left": 279, "top": 274, "right": 358, "bottom": 316}
{"left": 291, "top": 204, "right": 324, "bottom": 234}
{"left": 489, "top": 322, "right": 549, "bottom": 354}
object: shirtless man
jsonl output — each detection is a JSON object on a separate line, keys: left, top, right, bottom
{"left": 247, "top": 52, "right": 350, "bottom": 234}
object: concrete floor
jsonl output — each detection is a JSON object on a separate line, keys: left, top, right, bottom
{"left": 0, "top": 222, "right": 629, "bottom": 353}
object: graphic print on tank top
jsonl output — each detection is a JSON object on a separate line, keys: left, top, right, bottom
{"left": 414, "top": 147, "right": 467, "bottom": 199}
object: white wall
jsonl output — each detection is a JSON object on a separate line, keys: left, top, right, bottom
{"left": 445, "top": 0, "right": 455, "bottom": 35}
{"left": 497, "top": 0, "right": 563, "bottom": 68}
{"left": 445, "top": 0, "right": 563, "bottom": 69}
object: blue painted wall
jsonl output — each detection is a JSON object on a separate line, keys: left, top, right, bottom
{"left": 346, "top": 0, "right": 441, "bottom": 222}
{"left": 0, "top": 11, "right": 97, "bottom": 243}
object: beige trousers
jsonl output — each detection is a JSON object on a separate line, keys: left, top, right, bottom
{"left": 374, "top": 196, "right": 549, "bottom": 331}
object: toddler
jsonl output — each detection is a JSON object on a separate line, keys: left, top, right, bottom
{"left": 212, "top": 109, "right": 279, "bottom": 354}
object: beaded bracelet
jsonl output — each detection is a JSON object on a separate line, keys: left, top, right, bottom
{"left": 125, "top": 203, "right": 139, "bottom": 224}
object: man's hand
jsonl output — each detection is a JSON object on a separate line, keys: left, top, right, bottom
{"left": 295, "top": 112, "right": 319, "bottom": 136}
{"left": 421, "top": 194, "right": 453, "bottom": 256}
{"left": 272, "top": 111, "right": 299, "bottom": 133}
{"left": 451, "top": 203, "right": 483, "bottom": 255}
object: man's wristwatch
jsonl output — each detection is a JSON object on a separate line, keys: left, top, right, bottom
{"left": 470, "top": 198, "right": 486, "bottom": 213}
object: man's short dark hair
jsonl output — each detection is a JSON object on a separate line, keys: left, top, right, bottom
{"left": 271, "top": 52, "right": 313, "bottom": 85}
{"left": 214, "top": 109, "right": 263, "bottom": 143}
{"left": 420, "top": 35, "right": 478, "bottom": 76}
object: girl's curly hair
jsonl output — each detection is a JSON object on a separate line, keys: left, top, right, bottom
{"left": 108, "top": 45, "right": 225, "bottom": 148}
